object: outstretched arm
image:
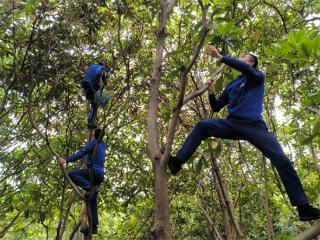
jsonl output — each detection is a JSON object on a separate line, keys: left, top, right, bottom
{"left": 220, "top": 56, "right": 264, "bottom": 84}
{"left": 205, "top": 45, "right": 264, "bottom": 84}
{"left": 65, "top": 141, "right": 95, "bottom": 163}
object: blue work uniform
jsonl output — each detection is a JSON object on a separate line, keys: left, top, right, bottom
{"left": 66, "top": 139, "right": 106, "bottom": 226}
{"left": 81, "top": 64, "right": 105, "bottom": 128}
{"left": 175, "top": 56, "right": 308, "bottom": 206}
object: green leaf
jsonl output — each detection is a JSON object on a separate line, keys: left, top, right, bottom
{"left": 312, "top": 35, "right": 320, "bottom": 53}
{"left": 214, "top": 77, "right": 224, "bottom": 92}
{"left": 294, "top": 29, "right": 306, "bottom": 42}
{"left": 25, "top": 4, "right": 33, "bottom": 13}
{"left": 223, "top": 22, "right": 235, "bottom": 36}
{"left": 167, "top": 49, "right": 185, "bottom": 57}
{"left": 287, "top": 32, "right": 296, "bottom": 46}
{"left": 195, "top": 157, "right": 204, "bottom": 174}
{"left": 217, "top": 22, "right": 235, "bottom": 37}
{"left": 300, "top": 135, "right": 315, "bottom": 145}
{"left": 312, "top": 120, "right": 320, "bottom": 135}
{"left": 309, "top": 91, "right": 320, "bottom": 104}
{"left": 208, "top": 63, "right": 216, "bottom": 76}
{"left": 169, "top": 96, "right": 175, "bottom": 110}
{"left": 300, "top": 42, "right": 309, "bottom": 57}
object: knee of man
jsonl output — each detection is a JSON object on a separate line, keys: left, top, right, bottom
{"left": 195, "top": 120, "right": 208, "bottom": 131}
{"left": 271, "top": 156, "right": 293, "bottom": 168}
{"left": 68, "top": 171, "right": 75, "bottom": 180}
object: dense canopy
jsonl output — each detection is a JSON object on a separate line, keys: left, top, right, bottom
{"left": 0, "top": 0, "right": 319, "bottom": 239}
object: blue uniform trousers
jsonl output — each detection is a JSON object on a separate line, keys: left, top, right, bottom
{"left": 176, "top": 118, "right": 308, "bottom": 206}
{"left": 68, "top": 169, "right": 104, "bottom": 226}
{"left": 81, "top": 81, "right": 99, "bottom": 128}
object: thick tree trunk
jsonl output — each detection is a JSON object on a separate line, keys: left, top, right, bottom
{"left": 148, "top": 1, "right": 177, "bottom": 238}
{"left": 148, "top": 1, "right": 208, "bottom": 238}
{"left": 152, "top": 162, "right": 171, "bottom": 239}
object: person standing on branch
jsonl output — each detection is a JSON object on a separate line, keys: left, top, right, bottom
{"left": 58, "top": 128, "right": 106, "bottom": 234}
{"left": 167, "top": 44, "right": 320, "bottom": 221}
{"left": 81, "top": 63, "right": 107, "bottom": 129}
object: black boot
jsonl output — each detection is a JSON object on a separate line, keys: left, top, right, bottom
{"left": 297, "top": 204, "right": 320, "bottom": 221}
{"left": 84, "top": 186, "right": 99, "bottom": 199}
{"left": 168, "top": 155, "right": 182, "bottom": 176}
{"left": 80, "top": 225, "right": 98, "bottom": 234}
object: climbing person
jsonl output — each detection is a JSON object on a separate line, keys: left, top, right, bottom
{"left": 167, "top": 44, "right": 320, "bottom": 221}
{"left": 58, "top": 128, "right": 106, "bottom": 234}
{"left": 81, "top": 63, "right": 109, "bottom": 129}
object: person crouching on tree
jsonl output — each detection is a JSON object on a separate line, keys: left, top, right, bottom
{"left": 81, "top": 63, "right": 107, "bottom": 129}
{"left": 58, "top": 128, "right": 106, "bottom": 234}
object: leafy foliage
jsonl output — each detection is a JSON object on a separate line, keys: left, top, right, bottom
{"left": 0, "top": 0, "right": 319, "bottom": 239}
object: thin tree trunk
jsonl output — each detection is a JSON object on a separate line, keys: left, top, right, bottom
{"left": 59, "top": 193, "right": 77, "bottom": 240}
{"left": 56, "top": 180, "right": 68, "bottom": 240}
{"left": 80, "top": 200, "right": 88, "bottom": 233}
{"left": 211, "top": 168, "right": 233, "bottom": 240}
{"left": 196, "top": 198, "right": 223, "bottom": 240}
{"left": 308, "top": 144, "right": 320, "bottom": 174}
{"left": 262, "top": 157, "right": 275, "bottom": 240}
{"left": 69, "top": 222, "right": 81, "bottom": 240}
{"left": 210, "top": 150, "right": 245, "bottom": 239}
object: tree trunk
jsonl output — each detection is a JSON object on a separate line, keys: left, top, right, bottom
{"left": 210, "top": 150, "right": 245, "bottom": 239}
{"left": 147, "top": 1, "right": 208, "bottom": 238}
{"left": 294, "top": 223, "right": 320, "bottom": 240}
{"left": 151, "top": 162, "right": 171, "bottom": 239}
{"left": 262, "top": 157, "right": 275, "bottom": 240}
{"left": 147, "top": 0, "right": 172, "bottom": 237}
{"left": 80, "top": 201, "right": 88, "bottom": 232}
{"left": 211, "top": 168, "right": 233, "bottom": 239}
{"left": 197, "top": 197, "right": 223, "bottom": 240}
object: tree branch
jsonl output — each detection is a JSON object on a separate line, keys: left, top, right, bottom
{"left": 0, "top": 212, "right": 21, "bottom": 237}
{"left": 26, "top": 91, "right": 84, "bottom": 200}
{"left": 294, "top": 223, "right": 320, "bottom": 240}
{"left": 165, "top": 0, "right": 179, "bottom": 20}
{"left": 162, "top": 0, "right": 210, "bottom": 162}
{"left": 182, "top": 63, "right": 227, "bottom": 105}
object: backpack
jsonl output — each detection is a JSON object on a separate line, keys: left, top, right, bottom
{"left": 94, "top": 91, "right": 110, "bottom": 107}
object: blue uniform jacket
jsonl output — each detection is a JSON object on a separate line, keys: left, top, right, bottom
{"left": 209, "top": 56, "right": 265, "bottom": 122}
{"left": 82, "top": 64, "right": 105, "bottom": 91}
{"left": 66, "top": 140, "right": 106, "bottom": 174}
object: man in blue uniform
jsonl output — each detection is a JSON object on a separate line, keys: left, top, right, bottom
{"left": 168, "top": 45, "right": 320, "bottom": 221}
{"left": 58, "top": 128, "right": 106, "bottom": 234}
{"left": 81, "top": 63, "right": 107, "bottom": 129}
